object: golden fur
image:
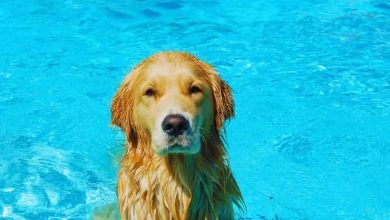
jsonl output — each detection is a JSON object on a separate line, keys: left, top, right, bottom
{"left": 110, "top": 51, "right": 244, "bottom": 219}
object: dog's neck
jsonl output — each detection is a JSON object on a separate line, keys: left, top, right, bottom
{"left": 118, "top": 136, "right": 232, "bottom": 219}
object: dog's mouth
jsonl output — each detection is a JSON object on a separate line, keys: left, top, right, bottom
{"left": 156, "top": 132, "right": 201, "bottom": 156}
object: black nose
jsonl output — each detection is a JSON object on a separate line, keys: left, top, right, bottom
{"left": 162, "top": 114, "right": 190, "bottom": 136}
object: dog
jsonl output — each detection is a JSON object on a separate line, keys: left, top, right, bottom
{"left": 110, "top": 51, "right": 244, "bottom": 219}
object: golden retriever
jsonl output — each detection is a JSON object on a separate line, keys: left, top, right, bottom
{"left": 110, "top": 51, "right": 244, "bottom": 219}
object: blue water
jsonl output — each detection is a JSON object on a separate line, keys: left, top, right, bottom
{"left": 1, "top": 0, "right": 390, "bottom": 219}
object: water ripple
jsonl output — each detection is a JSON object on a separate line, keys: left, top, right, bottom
{"left": 1, "top": 0, "right": 389, "bottom": 218}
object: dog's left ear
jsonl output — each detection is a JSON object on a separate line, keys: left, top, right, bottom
{"left": 202, "top": 64, "right": 235, "bottom": 132}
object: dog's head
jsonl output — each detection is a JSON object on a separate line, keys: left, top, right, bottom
{"left": 111, "top": 52, "right": 233, "bottom": 156}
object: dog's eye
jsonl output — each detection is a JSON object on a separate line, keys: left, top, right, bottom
{"left": 189, "top": 86, "right": 202, "bottom": 94}
{"left": 144, "top": 88, "right": 156, "bottom": 96}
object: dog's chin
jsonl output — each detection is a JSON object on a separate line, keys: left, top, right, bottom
{"left": 157, "top": 144, "right": 200, "bottom": 156}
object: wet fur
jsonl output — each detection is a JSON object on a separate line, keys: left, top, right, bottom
{"left": 111, "top": 52, "right": 244, "bottom": 219}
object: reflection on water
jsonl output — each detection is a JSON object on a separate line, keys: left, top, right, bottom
{"left": 1, "top": 0, "right": 389, "bottom": 219}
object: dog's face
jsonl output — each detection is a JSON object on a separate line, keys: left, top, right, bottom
{"left": 111, "top": 52, "right": 234, "bottom": 156}
{"left": 132, "top": 60, "right": 214, "bottom": 155}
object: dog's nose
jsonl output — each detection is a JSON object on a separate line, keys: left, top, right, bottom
{"left": 162, "top": 114, "right": 189, "bottom": 136}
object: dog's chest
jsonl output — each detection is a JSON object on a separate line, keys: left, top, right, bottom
{"left": 117, "top": 163, "right": 191, "bottom": 220}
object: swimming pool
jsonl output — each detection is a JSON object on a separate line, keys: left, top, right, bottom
{"left": 1, "top": 0, "right": 390, "bottom": 219}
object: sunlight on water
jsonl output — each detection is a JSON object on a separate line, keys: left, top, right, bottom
{"left": 1, "top": 0, "right": 390, "bottom": 219}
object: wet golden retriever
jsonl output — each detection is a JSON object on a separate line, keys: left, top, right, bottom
{"left": 110, "top": 51, "right": 244, "bottom": 219}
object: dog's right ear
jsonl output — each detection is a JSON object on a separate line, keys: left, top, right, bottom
{"left": 111, "top": 70, "right": 138, "bottom": 141}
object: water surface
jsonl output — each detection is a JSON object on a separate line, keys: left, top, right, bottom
{"left": 1, "top": 0, "right": 390, "bottom": 219}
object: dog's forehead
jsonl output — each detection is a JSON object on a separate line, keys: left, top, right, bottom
{"left": 144, "top": 60, "right": 198, "bottom": 79}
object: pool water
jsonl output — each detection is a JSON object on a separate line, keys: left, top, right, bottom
{"left": 1, "top": 0, "right": 390, "bottom": 219}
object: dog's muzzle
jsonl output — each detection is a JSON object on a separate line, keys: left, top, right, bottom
{"left": 154, "top": 112, "right": 199, "bottom": 155}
